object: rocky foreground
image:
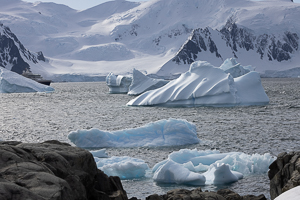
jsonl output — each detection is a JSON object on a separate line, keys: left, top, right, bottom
{"left": 0, "top": 140, "right": 298, "bottom": 200}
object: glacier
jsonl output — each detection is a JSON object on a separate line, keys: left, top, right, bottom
{"left": 94, "top": 156, "right": 150, "bottom": 180}
{"left": 68, "top": 119, "right": 200, "bottom": 148}
{"left": 127, "top": 68, "right": 169, "bottom": 96}
{"left": 106, "top": 72, "right": 132, "bottom": 94}
{"left": 127, "top": 61, "right": 269, "bottom": 107}
{"left": 0, "top": 67, "right": 54, "bottom": 93}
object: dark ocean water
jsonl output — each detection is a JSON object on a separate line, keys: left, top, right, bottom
{"left": 1, "top": 78, "right": 299, "bottom": 199}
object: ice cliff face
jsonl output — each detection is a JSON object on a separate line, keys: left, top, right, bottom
{"left": 0, "top": 23, "right": 44, "bottom": 74}
{"left": 168, "top": 20, "right": 299, "bottom": 69}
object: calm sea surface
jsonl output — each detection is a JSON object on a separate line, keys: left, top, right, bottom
{"left": 1, "top": 78, "right": 300, "bottom": 199}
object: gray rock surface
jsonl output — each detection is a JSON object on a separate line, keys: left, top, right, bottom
{"left": 146, "top": 188, "right": 266, "bottom": 200}
{"left": 269, "top": 151, "right": 300, "bottom": 200}
{"left": 0, "top": 140, "right": 128, "bottom": 200}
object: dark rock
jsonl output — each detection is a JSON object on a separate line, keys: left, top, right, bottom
{"left": 269, "top": 151, "right": 300, "bottom": 199}
{"left": 0, "top": 140, "right": 128, "bottom": 200}
{"left": 146, "top": 188, "right": 265, "bottom": 200}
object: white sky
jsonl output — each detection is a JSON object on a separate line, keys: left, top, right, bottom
{"left": 24, "top": 0, "right": 300, "bottom": 11}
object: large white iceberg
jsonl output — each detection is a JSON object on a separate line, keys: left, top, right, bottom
{"left": 153, "top": 160, "right": 206, "bottom": 185}
{"left": 127, "top": 69, "right": 169, "bottom": 96}
{"left": 220, "top": 58, "right": 253, "bottom": 78}
{"left": 95, "top": 156, "right": 149, "bottom": 180}
{"left": 106, "top": 72, "right": 132, "bottom": 94}
{"left": 0, "top": 67, "right": 54, "bottom": 93}
{"left": 127, "top": 61, "right": 269, "bottom": 107}
{"left": 68, "top": 119, "right": 200, "bottom": 148}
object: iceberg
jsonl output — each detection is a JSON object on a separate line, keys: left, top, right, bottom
{"left": 106, "top": 72, "right": 132, "bottom": 94}
{"left": 95, "top": 156, "right": 149, "bottom": 179}
{"left": 220, "top": 58, "right": 253, "bottom": 78}
{"left": 68, "top": 119, "right": 200, "bottom": 148}
{"left": 127, "top": 69, "right": 169, "bottom": 96}
{"left": 203, "top": 163, "right": 243, "bottom": 185}
{"left": 0, "top": 67, "right": 54, "bottom": 93}
{"left": 127, "top": 61, "right": 269, "bottom": 107}
{"left": 151, "top": 149, "right": 275, "bottom": 186}
{"left": 153, "top": 149, "right": 275, "bottom": 175}
{"left": 153, "top": 160, "right": 206, "bottom": 185}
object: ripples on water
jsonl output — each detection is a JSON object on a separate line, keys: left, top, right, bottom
{"left": 1, "top": 78, "right": 300, "bottom": 199}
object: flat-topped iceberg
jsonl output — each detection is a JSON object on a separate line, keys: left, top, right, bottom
{"left": 220, "top": 58, "right": 253, "bottom": 78}
{"left": 95, "top": 156, "right": 149, "bottom": 179}
{"left": 68, "top": 119, "right": 200, "bottom": 148}
{"left": 127, "top": 68, "right": 169, "bottom": 96}
{"left": 0, "top": 67, "right": 54, "bottom": 93}
{"left": 127, "top": 61, "right": 269, "bottom": 107}
{"left": 106, "top": 72, "right": 132, "bottom": 94}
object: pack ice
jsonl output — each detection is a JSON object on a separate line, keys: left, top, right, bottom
{"left": 127, "top": 61, "right": 269, "bottom": 107}
{"left": 0, "top": 67, "right": 54, "bottom": 93}
{"left": 68, "top": 119, "right": 200, "bottom": 148}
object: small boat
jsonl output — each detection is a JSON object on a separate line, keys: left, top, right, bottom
{"left": 22, "top": 70, "right": 52, "bottom": 86}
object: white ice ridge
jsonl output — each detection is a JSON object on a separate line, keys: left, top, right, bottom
{"left": 90, "top": 149, "right": 109, "bottom": 158}
{"left": 0, "top": 67, "right": 54, "bottom": 93}
{"left": 106, "top": 72, "right": 132, "bottom": 94}
{"left": 94, "top": 156, "right": 150, "bottom": 180}
{"left": 152, "top": 149, "right": 275, "bottom": 185}
{"left": 127, "top": 61, "right": 269, "bottom": 107}
{"left": 127, "top": 68, "right": 169, "bottom": 96}
{"left": 220, "top": 58, "right": 254, "bottom": 78}
{"left": 68, "top": 119, "right": 200, "bottom": 148}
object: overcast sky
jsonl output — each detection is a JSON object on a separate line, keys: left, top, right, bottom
{"left": 24, "top": 0, "right": 300, "bottom": 11}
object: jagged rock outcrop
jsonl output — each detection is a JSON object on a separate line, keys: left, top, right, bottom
{"left": 146, "top": 188, "right": 266, "bottom": 200}
{"left": 0, "top": 140, "right": 128, "bottom": 200}
{"left": 268, "top": 151, "right": 300, "bottom": 200}
{"left": 170, "top": 20, "right": 299, "bottom": 66}
{"left": 0, "top": 23, "right": 44, "bottom": 74}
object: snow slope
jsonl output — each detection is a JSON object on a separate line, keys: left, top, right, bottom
{"left": 0, "top": 0, "right": 300, "bottom": 79}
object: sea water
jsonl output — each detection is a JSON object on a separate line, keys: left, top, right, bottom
{"left": 0, "top": 78, "right": 300, "bottom": 199}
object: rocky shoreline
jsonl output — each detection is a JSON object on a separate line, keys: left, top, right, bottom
{"left": 0, "top": 140, "right": 298, "bottom": 200}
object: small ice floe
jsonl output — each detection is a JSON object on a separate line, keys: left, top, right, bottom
{"left": 95, "top": 156, "right": 149, "bottom": 180}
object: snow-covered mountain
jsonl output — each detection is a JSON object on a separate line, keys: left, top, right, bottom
{"left": 0, "top": 0, "right": 300, "bottom": 80}
{"left": 0, "top": 23, "right": 52, "bottom": 77}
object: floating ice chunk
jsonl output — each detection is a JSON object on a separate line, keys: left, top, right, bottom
{"left": 90, "top": 149, "right": 109, "bottom": 158}
{"left": 275, "top": 186, "right": 300, "bottom": 200}
{"left": 127, "top": 68, "right": 169, "bottom": 96}
{"left": 215, "top": 152, "right": 275, "bottom": 175}
{"left": 0, "top": 67, "right": 54, "bottom": 93}
{"left": 127, "top": 61, "right": 269, "bottom": 107}
{"left": 153, "top": 160, "right": 206, "bottom": 185}
{"left": 153, "top": 149, "right": 275, "bottom": 175}
{"left": 95, "top": 156, "right": 149, "bottom": 179}
{"left": 68, "top": 119, "right": 200, "bottom": 148}
{"left": 220, "top": 58, "right": 253, "bottom": 78}
{"left": 203, "top": 163, "right": 243, "bottom": 185}
{"left": 106, "top": 72, "right": 132, "bottom": 94}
